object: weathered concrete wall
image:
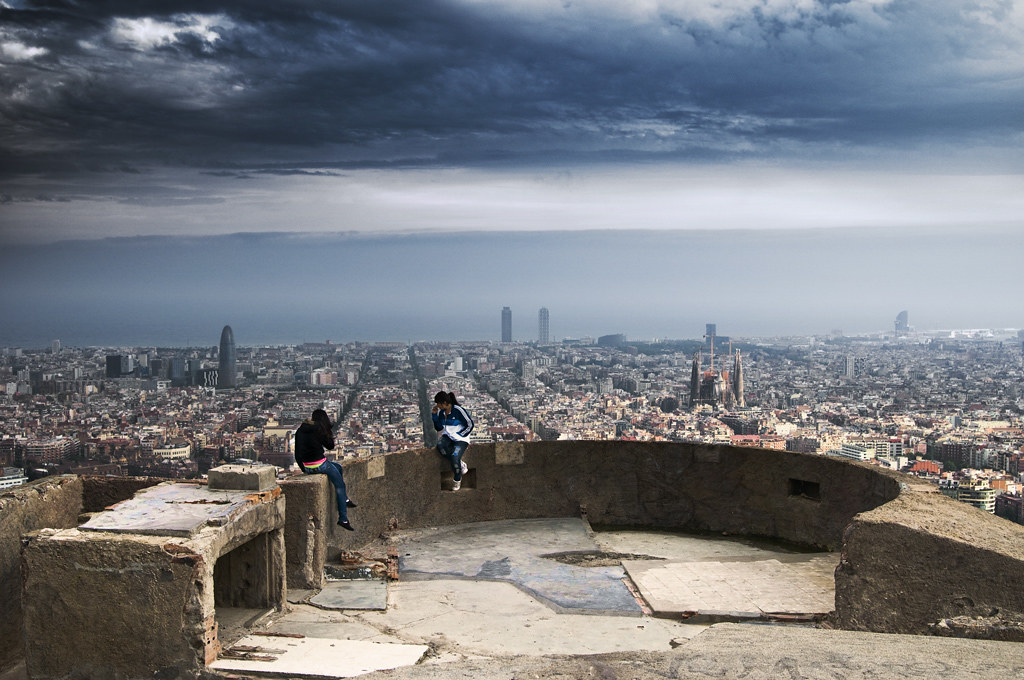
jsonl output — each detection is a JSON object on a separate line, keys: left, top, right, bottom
{"left": 335, "top": 441, "right": 901, "bottom": 551}
{"left": 280, "top": 474, "right": 328, "bottom": 590}
{"left": 22, "top": 485, "right": 288, "bottom": 680}
{"left": 22, "top": 531, "right": 208, "bottom": 680}
{"left": 835, "top": 485, "right": 1024, "bottom": 636}
{"left": 80, "top": 475, "right": 166, "bottom": 513}
{"left": 0, "top": 476, "right": 82, "bottom": 672}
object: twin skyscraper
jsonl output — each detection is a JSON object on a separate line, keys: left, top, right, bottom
{"left": 501, "top": 307, "right": 550, "bottom": 344}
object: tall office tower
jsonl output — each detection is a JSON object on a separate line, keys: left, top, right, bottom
{"left": 105, "top": 355, "right": 122, "bottom": 379}
{"left": 538, "top": 307, "right": 549, "bottom": 344}
{"left": 895, "top": 310, "right": 909, "bottom": 337}
{"left": 218, "top": 325, "right": 237, "bottom": 388}
{"left": 51, "top": 339, "right": 60, "bottom": 354}
{"left": 705, "top": 323, "right": 717, "bottom": 340}
{"left": 732, "top": 350, "right": 745, "bottom": 408}
{"left": 844, "top": 355, "right": 856, "bottom": 378}
{"left": 501, "top": 307, "right": 512, "bottom": 342}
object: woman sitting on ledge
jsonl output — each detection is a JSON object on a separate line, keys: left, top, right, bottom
{"left": 294, "top": 408, "right": 356, "bottom": 531}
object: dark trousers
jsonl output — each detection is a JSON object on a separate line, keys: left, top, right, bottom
{"left": 437, "top": 435, "right": 468, "bottom": 481}
{"left": 306, "top": 460, "right": 349, "bottom": 523}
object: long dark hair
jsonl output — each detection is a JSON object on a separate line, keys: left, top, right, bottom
{"left": 433, "top": 391, "right": 459, "bottom": 406}
{"left": 311, "top": 408, "right": 333, "bottom": 438}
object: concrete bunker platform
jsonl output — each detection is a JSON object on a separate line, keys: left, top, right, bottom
{"left": 6, "top": 440, "right": 1024, "bottom": 679}
{"left": 21, "top": 465, "right": 286, "bottom": 680}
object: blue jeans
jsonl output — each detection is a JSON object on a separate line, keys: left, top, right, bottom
{"left": 305, "top": 460, "right": 349, "bottom": 523}
{"left": 437, "top": 435, "right": 468, "bottom": 482}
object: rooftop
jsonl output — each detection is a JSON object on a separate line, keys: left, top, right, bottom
{"left": 210, "top": 517, "right": 1018, "bottom": 679}
{"left": 5, "top": 440, "right": 1024, "bottom": 679}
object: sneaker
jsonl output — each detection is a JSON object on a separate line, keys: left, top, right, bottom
{"left": 451, "top": 479, "right": 461, "bottom": 491}
{"left": 338, "top": 520, "right": 354, "bottom": 531}
{"left": 460, "top": 460, "right": 468, "bottom": 475}
{"left": 346, "top": 499, "right": 357, "bottom": 508}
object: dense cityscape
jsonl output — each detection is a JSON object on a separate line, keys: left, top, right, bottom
{"left": 3, "top": 310, "right": 1024, "bottom": 527}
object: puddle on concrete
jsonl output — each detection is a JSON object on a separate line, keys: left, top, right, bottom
{"left": 541, "top": 550, "right": 665, "bottom": 567}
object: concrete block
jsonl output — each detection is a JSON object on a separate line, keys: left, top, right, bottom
{"left": 208, "top": 463, "right": 278, "bottom": 491}
{"left": 367, "top": 455, "right": 386, "bottom": 479}
{"left": 281, "top": 474, "right": 328, "bottom": 590}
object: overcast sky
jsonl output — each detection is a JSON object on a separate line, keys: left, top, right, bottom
{"left": 1, "top": 1, "right": 1021, "bottom": 346}
{"left": 2, "top": 0, "right": 1023, "bottom": 245}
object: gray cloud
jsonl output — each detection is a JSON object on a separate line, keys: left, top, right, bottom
{"left": 1, "top": 1, "right": 1022, "bottom": 247}
{"left": 1, "top": 0, "right": 1021, "bottom": 181}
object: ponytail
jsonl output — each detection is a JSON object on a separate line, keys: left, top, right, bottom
{"left": 434, "top": 390, "right": 459, "bottom": 406}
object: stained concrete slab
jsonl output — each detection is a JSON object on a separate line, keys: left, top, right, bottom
{"left": 397, "top": 517, "right": 642, "bottom": 615}
{"left": 79, "top": 482, "right": 261, "bottom": 537}
{"left": 309, "top": 579, "right": 388, "bottom": 611}
{"left": 288, "top": 589, "right": 316, "bottom": 604}
{"left": 209, "top": 634, "right": 428, "bottom": 678}
{"left": 624, "top": 554, "right": 838, "bottom": 620}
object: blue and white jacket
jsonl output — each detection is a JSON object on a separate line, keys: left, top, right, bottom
{"left": 432, "top": 404, "right": 475, "bottom": 443}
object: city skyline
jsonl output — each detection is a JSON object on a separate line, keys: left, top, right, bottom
{"left": 1, "top": 227, "right": 1021, "bottom": 349}
{"left": 2, "top": 226, "right": 1022, "bottom": 349}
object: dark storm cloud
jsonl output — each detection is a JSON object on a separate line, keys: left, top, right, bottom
{"left": 2, "top": 0, "right": 1022, "bottom": 187}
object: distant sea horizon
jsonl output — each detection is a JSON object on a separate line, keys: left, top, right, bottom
{"left": 2, "top": 228, "right": 1020, "bottom": 349}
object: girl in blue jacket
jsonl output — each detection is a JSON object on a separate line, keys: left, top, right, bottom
{"left": 431, "top": 391, "right": 474, "bottom": 490}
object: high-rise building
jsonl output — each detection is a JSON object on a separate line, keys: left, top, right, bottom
{"left": 218, "top": 325, "right": 236, "bottom": 388}
{"left": 501, "top": 307, "right": 512, "bottom": 342}
{"left": 105, "top": 355, "right": 133, "bottom": 378}
{"left": 538, "top": 308, "right": 549, "bottom": 344}
{"left": 895, "top": 310, "right": 909, "bottom": 337}
{"left": 50, "top": 340, "right": 60, "bottom": 354}
{"left": 170, "top": 358, "right": 187, "bottom": 383}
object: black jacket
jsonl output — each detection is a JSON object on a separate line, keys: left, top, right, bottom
{"left": 294, "top": 420, "right": 335, "bottom": 467}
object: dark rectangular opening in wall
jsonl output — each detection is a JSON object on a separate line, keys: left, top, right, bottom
{"left": 788, "top": 478, "right": 821, "bottom": 501}
{"left": 438, "top": 465, "right": 475, "bottom": 490}
{"left": 213, "top": 529, "right": 281, "bottom": 645}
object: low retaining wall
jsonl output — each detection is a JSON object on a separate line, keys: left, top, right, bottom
{"left": 835, "top": 484, "right": 1024, "bottom": 636}
{"left": 0, "top": 476, "right": 83, "bottom": 671}
{"left": 334, "top": 441, "right": 901, "bottom": 550}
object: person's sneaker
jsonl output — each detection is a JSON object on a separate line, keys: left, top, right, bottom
{"left": 460, "top": 460, "right": 468, "bottom": 475}
{"left": 346, "top": 499, "right": 357, "bottom": 508}
{"left": 451, "top": 479, "right": 461, "bottom": 491}
{"left": 338, "top": 520, "right": 354, "bottom": 531}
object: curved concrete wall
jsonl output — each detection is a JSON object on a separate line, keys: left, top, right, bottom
{"left": 334, "top": 441, "right": 1024, "bottom": 637}
{"left": 835, "top": 483, "right": 1024, "bottom": 636}
{"left": 336, "top": 441, "right": 902, "bottom": 550}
